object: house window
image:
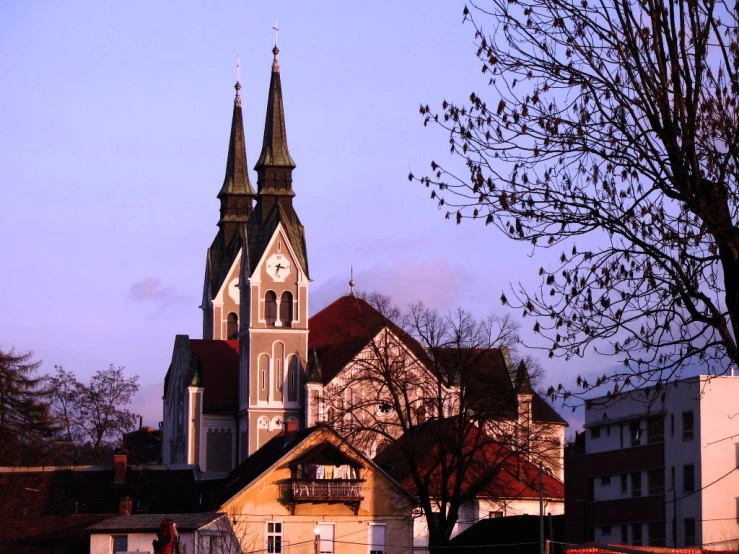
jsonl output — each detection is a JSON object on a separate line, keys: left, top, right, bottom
{"left": 601, "top": 475, "right": 611, "bottom": 486}
{"left": 647, "top": 468, "right": 664, "bottom": 495}
{"left": 621, "top": 524, "right": 628, "bottom": 543}
{"left": 631, "top": 472, "right": 642, "bottom": 497}
{"left": 369, "top": 523, "right": 386, "bottom": 554}
{"left": 621, "top": 473, "right": 628, "bottom": 494}
{"left": 591, "top": 426, "right": 601, "bottom": 439}
{"left": 112, "top": 536, "right": 128, "bottom": 554}
{"left": 632, "top": 523, "right": 642, "bottom": 546}
{"left": 261, "top": 369, "right": 266, "bottom": 390}
{"left": 280, "top": 291, "right": 293, "bottom": 327}
{"left": 227, "top": 312, "right": 238, "bottom": 339}
{"left": 647, "top": 416, "right": 664, "bottom": 444}
{"left": 648, "top": 521, "right": 666, "bottom": 546}
{"left": 605, "top": 425, "right": 611, "bottom": 437}
{"left": 602, "top": 525, "right": 612, "bottom": 536}
{"left": 489, "top": 511, "right": 504, "bottom": 518}
{"left": 630, "top": 421, "right": 641, "bottom": 446}
{"left": 684, "top": 518, "right": 696, "bottom": 546}
{"left": 317, "top": 522, "right": 335, "bottom": 554}
{"left": 267, "top": 522, "right": 283, "bottom": 553}
{"left": 265, "top": 291, "right": 277, "bottom": 325}
{"left": 682, "top": 411, "right": 694, "bottom": 440}
{"left": 670, "top": 413, "right": 675, "bottom": 436}
{"left": 683, "top": 464, "right": 695, "bottom": 492}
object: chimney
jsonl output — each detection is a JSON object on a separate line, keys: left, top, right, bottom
{"left": 285, "top": 419, "right": 298, "bottom": 433}
{"left": 119, "top": 496, "right": 133, "bottom": 516}
{"left": 113, "top": 451, "right": 127, "bottom": 484}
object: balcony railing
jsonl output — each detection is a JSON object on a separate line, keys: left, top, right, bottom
{"left": 290, "top": 479, "right": 364, "bottom": 500}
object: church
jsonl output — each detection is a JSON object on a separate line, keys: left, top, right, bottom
{"left": 160, "top": 42, "right": 567, "bottom": 478}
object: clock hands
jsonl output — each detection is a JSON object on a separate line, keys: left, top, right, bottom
{"left": 275, "top": 263, "right": 284, "bottom": 276}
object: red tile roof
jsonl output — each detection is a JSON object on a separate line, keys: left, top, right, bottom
{"left": 308, "top": 295, "right": 431, "bottom": 384}
{"left": 374, "top": 419, "right": 564, "bottom": 501}
{"left": 190, "top": 339, "right": 239, "bottom": 412}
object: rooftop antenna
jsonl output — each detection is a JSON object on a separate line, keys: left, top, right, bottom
{"left": 349, "top": 266, "right": 356, "bottom": 297}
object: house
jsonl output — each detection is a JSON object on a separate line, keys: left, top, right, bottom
{"left": 565, "top": 374, "right": 739, "bottom": 548}
{"left": 0, "top": 460, "right": 210, "bottom": 553}
{"left": 88, "top": 513, "right": 238, "bottom": 554}
{"left": 374, "top": 420, "right": 565, "bottom": 549}
{"left": 213, "top": 424, "right": 415, "bottom": 554}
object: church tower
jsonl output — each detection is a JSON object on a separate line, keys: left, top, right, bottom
{"left": 237, "top": 43, "right": 310, "bottom": 460}
{"left": 202, "top": 76, "right": 256, "bottom": 341}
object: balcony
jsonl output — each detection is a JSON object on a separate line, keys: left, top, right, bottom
{"left": 285, "top": 479, "right": 364, "bottom": 514}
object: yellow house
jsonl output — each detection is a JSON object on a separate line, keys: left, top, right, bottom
{"left": 217, "top": 425, "right": 415, "bottom": 554}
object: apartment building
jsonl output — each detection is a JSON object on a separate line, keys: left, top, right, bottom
{"left": 565, "top": 374, "right": 739, "bottom": 548}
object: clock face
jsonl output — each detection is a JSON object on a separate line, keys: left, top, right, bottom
{"left": 266, "top": 253, "right": 292, "bottom": 282}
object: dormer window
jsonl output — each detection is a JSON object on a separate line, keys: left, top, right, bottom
{"left": 265, "top": 291, "right": 277, "bottom": 325}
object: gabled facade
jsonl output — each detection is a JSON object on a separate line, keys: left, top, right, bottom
{"left": 218, "top": 425, "right": 415, "bottom": 554}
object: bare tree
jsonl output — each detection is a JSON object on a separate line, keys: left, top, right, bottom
{"left": 412, "top": 0, "right": 739, "bottom": 403}
{"left": 48, "top": 365, "right": 139, "bottom": 463}
{"left": 322, "top": 294, "right": 562, "bottom": 552}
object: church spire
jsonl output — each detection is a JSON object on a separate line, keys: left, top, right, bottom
{"left": 218, "top": 64, "right": 256, "bottom": 241}
{"left": 255, "top": 35, "right": 296, "bottom": 206}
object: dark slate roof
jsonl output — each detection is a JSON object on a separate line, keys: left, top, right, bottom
{"left": 209, "top": 427, "right": 318, "bottom": 506}
{"left": 190, "top": 339, "right": 239, "bottom": 412}
{"left": 206, "top": 226, "right": 243, "bottom": 298}
{"left": 255, "top": 53, "right": 296, "bottom": 169}
{"left": 245, "top": 201, "right": 309, "bottom": 278}
{"left": 218, "top": 84, "right": 255, "bottom": 198}
{"left": 374, "top": 419, "right": 564, "bottom": 500}
{"left": 88, "top": 512, "right": 223, "bottom": 532}
{"left": 515, "top": 360, "right": 534, "bottom": 394}
{"left": 450, "top": 515, "right": 564, "bottom": 554}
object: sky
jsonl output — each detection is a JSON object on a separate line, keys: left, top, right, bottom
{"left": 0, "top": 1, "right": 605, "bottom": 431}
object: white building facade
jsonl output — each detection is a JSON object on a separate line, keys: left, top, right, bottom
{"left": 566, "top": 374, "right": 739, "bottom": 548}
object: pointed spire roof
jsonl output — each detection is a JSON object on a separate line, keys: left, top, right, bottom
{"left": 219, "top": 81, "right": 256, "bottom": 198}
{"left": 255, "top": 46, "right": 296, "bottom": 169}
{"left": 515, "top": 360, "right": 534, "bottom": 394}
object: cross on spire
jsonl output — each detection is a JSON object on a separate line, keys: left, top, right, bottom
{"left": 273, "top": 18, "right": 278, "bottom": 47}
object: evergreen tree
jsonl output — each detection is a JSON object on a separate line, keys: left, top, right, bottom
{"left": 0, "top": 349, "right": 56, "bottom": 465}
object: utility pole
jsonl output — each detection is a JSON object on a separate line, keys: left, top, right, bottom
{"left": 540, "top": 461, "right": 545, "bottom": 554}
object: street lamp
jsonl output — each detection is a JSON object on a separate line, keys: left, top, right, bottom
{"left": 313, "top": 526, "right": 320, "bottom": 554}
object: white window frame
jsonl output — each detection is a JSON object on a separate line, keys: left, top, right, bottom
{"left": 368, "top": 522, "right": 386, "bottom": 554}
{"left": 266, "top": 521, "right": 283, "bottom": 553}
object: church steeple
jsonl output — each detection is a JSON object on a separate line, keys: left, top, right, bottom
{"left": 218, "top": 76, "right": 256, "bottom": 243}
{"left": 254, "top": 43, "right": 296, "bottom": 213}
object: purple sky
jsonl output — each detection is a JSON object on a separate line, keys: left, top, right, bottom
{"left": 1, "top": 1, "right": 601, "bottom": 430}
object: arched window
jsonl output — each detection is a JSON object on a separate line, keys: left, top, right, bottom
{"left": 280, "top": 291, "right": 293, "bottom": 327}
{"left": 417, "top": 404, "right": 428, "bottom": 425}
{"left": 265, "top": 291, "right": 277, "bottom": 325}
{"left": 227, "top": 312, "right": 238, "bottom": 339}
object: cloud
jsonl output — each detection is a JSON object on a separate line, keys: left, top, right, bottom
{"left": 310, "top": 257, "right": 477, "bottom": 314}
{"left": 128, "top": 278, "right": 189, "bottom": 306}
